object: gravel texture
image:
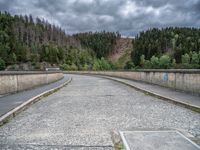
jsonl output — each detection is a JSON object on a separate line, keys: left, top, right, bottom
{"left": 0, "top": 74, "right": 199, "bottom": 149}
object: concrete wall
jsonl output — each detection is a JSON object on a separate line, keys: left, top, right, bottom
{"left": 67, "top": 70, "right": 200, "bottom": 95}
{"left": 0, "top": 71, "right": 63, "bottom": 95}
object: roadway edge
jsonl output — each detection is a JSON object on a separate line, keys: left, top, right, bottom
{"left": 66, "top": 73, "right": 200, "bottom": 113}
{"left": 0, "top": 77, "right": 72, "bottom": 126}
{"left": 98, "top": 75, "right": 200, "bottom": 113}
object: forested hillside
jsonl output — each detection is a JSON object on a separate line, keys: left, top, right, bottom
{"left": 0, "top": 11, "right": 200, "bottom": 70}
{"left": 131, "top": 28, "right": 200, "bottom": 69}
{"left": 0, "top": 11, "right": 120, "bottom": 70}
{"left": 74, "top": 32, "right": 120, "bottom": 58}
{"left": 0, "top": 11, "right": 76, "bottom": 69}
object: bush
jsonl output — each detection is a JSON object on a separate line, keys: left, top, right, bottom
{"left": 190, "top": 64, "right": 200, "bottom": 69}
{"left": 144, "top": 60, "right": 151, "bottom": 69}
{"left": 179, "top": 63, "right": 193, "bottom": 69}
{"left": 92, "top": 59, "right": 101, "bottom": 70}
{"left": 150, "top": 55, "right": 159, "bottom": 69}
{"left": 0, "top": 58, "right": 5, "bottom": 70}
{"left": 80, "top": 64, "right": 89, "bottom": 71}
{"left": 191, "top": 51, "right": 199, "bottom": 64}
{"left": 171, "top": 59, "right": 176, "bottom": 68}
{"left": 198, "top": 51, "right": 200, "bottom": 67}
{"left": 92, "top": 58, "right": 111, "bottom": 70}
{"left": 60, "top": 64, "right": 69, "bottom": 70}
{"left": 110, "top": 62, "right": 120, "bottom": 70}
{"left": 70, "top": 63, "right": 78, "bottom": 70}
{"left": 34, "top": 62, "right": 41, "bottom": 70}
{"left": 140, "top": 55, "right": 145, "bottom": 67}
{"left": 124, "top": 61, "right": 135, "bottom": 69}
{"left": 99, "top": 58, "right": 111, "bottom": 70}
{"left": 159, "top": 55, "right": 171, "bottom": 69}
{"left": 60, "top": 63, "right": 78, "bottom": 70}
{"left": 181, "top": 53, "right": 190, "bottom": 64}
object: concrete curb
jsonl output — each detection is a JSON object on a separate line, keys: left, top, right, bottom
{"left": 98, "top": 75, "right": 200, "bottom": 113}
{"left": 0, "top": 77, "right": 72, "bottom": 126}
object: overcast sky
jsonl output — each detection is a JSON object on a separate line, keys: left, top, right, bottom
{"left": 0, "top": 0, "right": 199, "bottom": 36}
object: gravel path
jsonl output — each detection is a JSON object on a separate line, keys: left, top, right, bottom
{"left": 0, "top": 74, "right": 199, "bottom": 149}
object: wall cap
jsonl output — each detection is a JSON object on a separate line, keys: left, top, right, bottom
{"left": 0, "top": 71, "right": 62, "bottom": 75}
{"left": 65, "top": 69, "right": 200, "bottom": 74}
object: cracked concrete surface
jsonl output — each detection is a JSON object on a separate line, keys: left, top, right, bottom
{"left": 0, "top": 74, "right": 199, "bottom": 149}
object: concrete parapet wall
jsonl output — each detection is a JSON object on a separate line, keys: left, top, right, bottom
{"left": 0, "top": 71, "right": 63, "bottom": 95}
{"left": 67, "top": 70, "right": 200, "bottom": 95}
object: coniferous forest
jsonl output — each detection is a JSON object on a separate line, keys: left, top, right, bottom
{"left": 131, "top": 28, "right": 200, "bottom": 69}
{"left": 0, "top": 11, "right": 119, "bottom": 70}
{"left": 0, "top": 11, "right": 200, "bottom": 70}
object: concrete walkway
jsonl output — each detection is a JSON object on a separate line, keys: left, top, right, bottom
{"left": 0, "top": 75, "right": 70, "bottom": 117}
{"left": 98, "top": 75, "right": 200, "bottom": 111}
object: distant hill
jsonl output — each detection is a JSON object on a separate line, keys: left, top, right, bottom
{"left": 0, "top": 11, "right": 199, "bottom": 70}
{"left": 0, "top": 12, "right": 123, "bottom": 70}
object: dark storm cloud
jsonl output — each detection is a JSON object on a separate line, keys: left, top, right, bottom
{"left": 0, "top": 0, "right": 199, "bottom": 36}
{"left": 0, "top": 0, "right": 13, "bottom": 11}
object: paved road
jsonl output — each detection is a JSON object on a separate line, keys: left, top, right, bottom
{"left": 0, "top": 74, "right": 199, "bottom": 149}
{"left": 99, "top": 75, "right": 200, "bottom": 109}
{"left": 0, "top": 75, "right": 69, "bottom": 117}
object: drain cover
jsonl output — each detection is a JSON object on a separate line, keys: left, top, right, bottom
{"left": 120, "top": 130, "right": 200, "bottom": 150}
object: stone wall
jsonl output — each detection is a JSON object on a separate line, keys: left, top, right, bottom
{"left": 67, "top": 70, "right": 200, "bottom": 95}
{"left": 0, "top": 71, "right": 63, "bottom": 95}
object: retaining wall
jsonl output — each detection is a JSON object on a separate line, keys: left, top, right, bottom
{"left": 67, "top": 70, "right": 200, "bottom": 95}
{"left": 0, "top": 71, "right": 63, "bottom": 95}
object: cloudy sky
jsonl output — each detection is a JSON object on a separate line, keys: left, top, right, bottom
{"left": 0, "top": 0, "right": 199, "bottom": 36}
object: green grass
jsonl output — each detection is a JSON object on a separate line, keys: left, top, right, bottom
{"left": 114, "top": 143, "right": 125, "bottom": 150}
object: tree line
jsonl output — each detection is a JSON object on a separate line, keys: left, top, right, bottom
{"left": 0, "top": 11, "right": 119, "bottom": 70}
{"left": 0, "top": 11, "right": 200, "bottom": 70}
{"left": 131, "top": 27, "right": 200, "bottom": 69}
{"left": 0, "top": 11, "right": 72, "bottom": 69}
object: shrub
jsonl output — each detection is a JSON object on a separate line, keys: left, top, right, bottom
{"left": 150, "top": 55, "right": 159, "bottom": 69}
{"left": 70, "top": 63, "right": 78, "bottom": 70}
{"left": 144, "top": 60, "right": 151, "bottom": 69}
{"left": 92, "top": 58, "right": 112, "bottom": 70}
{"left": 181, "top": 53, "right": 190, "bottom": 64}
{"left": 191, "top": 51, "right": 199, "bottom": 64}
{"left": 80, "top": 64, "right": 89, "bottom": 71}
{"left": 198, "top": 51, "right": 200, "bottom": 67}
{"left": 110, "top": 62, "right": 120, "bottom": 70}
{"left": 124, "top": 61, "right": 135, "bottom": 69}
{"left": 171, "top": 58, "right": 176, "bottom": 68}
{"left": 140, "top": 55, "right": 145, "bottom": 67}
{"left": 99, "top": 57, "right": 111, "bottom": 70}
{"left": 60, "top": 63, "right": 78, "bottom": 70}
{"left": 159, "top": 55, "right": 171, "bottom": 69}
{"left": 0, "top": 58, "right": 5, "bottom": 70}
{"left": 92, "top": 59, "right": 101, "bottom": 70}
{"left": 60, "top": 64, "right": 69, "bottom": 70}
